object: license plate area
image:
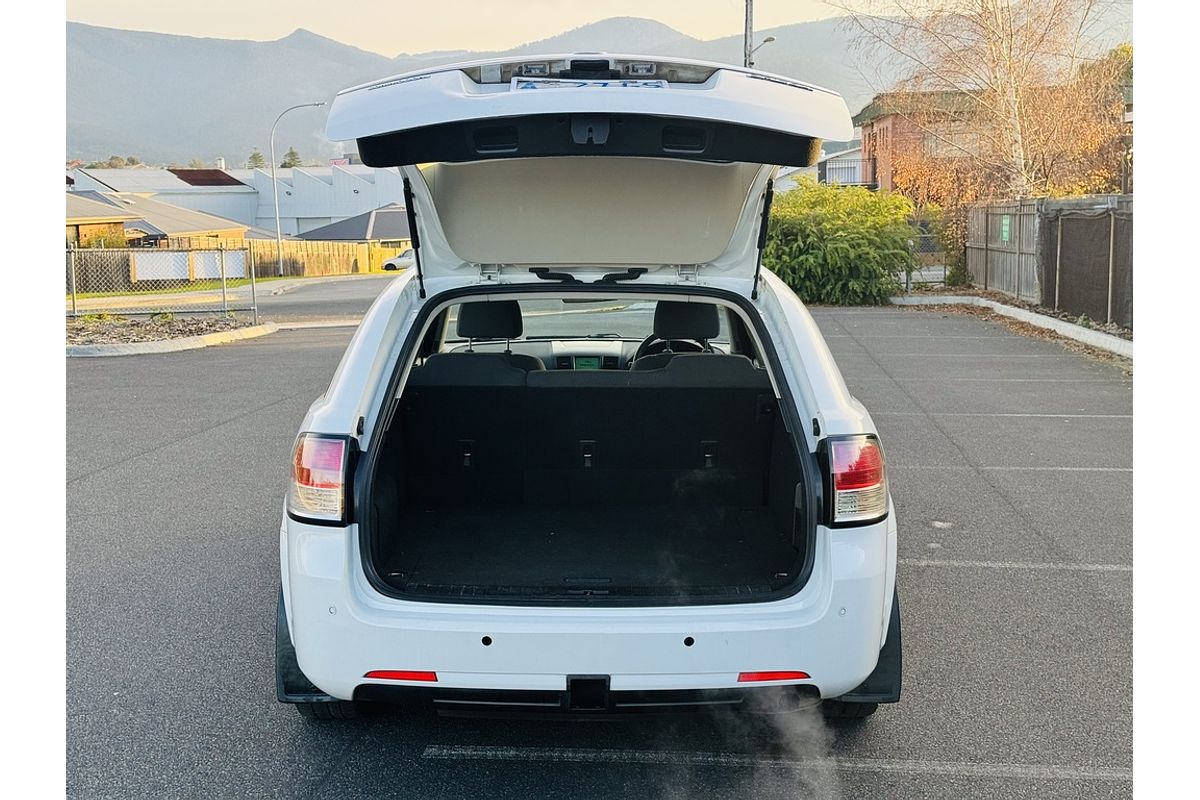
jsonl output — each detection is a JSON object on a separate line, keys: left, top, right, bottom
{"left": 512, "top": 78, "right": 667, "bottom": 90}
{"left": 566, "top": 675, "right": 610, "bottom": 711}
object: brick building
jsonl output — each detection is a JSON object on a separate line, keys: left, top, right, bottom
{"left": 853, "top": 91, "right": 979, "bottom": 191}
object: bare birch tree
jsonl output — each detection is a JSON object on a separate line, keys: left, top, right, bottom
{"left": 830, "top": 0, "right": 1126, "bottom": 197}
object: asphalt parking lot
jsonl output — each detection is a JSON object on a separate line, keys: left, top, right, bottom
{"left": 65, "top": 305, "right": 1132, "bottom": 799}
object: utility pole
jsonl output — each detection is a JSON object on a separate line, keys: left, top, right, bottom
{"left": 743, "top": 0, "right": 754, "bottom": 68}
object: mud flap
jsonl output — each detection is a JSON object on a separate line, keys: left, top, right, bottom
{"left": 839, "top": 588, "right": 902, "bottom": 704}
{"left": 276, "top": 588, "right": 338, "bottom": 705}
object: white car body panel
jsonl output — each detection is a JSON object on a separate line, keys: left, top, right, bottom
{"left": 285, "top": 515, "right": 888, "bottom": 701}
{"left": 326, "top": 56, "right": 853, "bottom": 144}
{"left": 282, "top": 54, "right": 897, "bottom": 708}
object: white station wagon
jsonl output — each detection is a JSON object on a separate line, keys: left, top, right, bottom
{"left": 276, "top": 55, "right": 901, "bottom": 721}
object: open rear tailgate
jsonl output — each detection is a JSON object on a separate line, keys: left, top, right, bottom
{"left": 327, "top": 55, "right": 852, "bottom": 168}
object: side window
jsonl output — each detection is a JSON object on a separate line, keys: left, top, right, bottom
{"left": 714, "top": 306, "right": 732, "bottom": 344}
{"left": 724, "top": 308, "right": 762, "bottom": 363}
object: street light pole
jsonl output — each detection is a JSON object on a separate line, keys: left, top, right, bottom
{"left": 749, "top": 35, "right": 776, "bottom": 69}
{"left": 270, "top": 101, "right": 326, "bottom": 277}
{"left": 743, "top": 0, "right": 754, "bottom": 68}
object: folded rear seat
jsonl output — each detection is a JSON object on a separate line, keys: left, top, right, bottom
{"left": 525, "top": 354, "right": 777, "bottom": 504}
{"left": 400, "top": 353, "right": 530, "bottom": 505}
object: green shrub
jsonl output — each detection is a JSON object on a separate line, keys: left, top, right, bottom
{"left": 764, "top": 179, "right": 917, "bottom": 305}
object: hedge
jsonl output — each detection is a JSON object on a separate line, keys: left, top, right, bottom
{"left": 763, "top": 179, "right": 918, "bottom": 305}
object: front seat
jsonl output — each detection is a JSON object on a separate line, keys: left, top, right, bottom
{"left": 632, "top": 301, "right": 720, "bottom": 371}
{"left": 454, "top": 300, "right": 545, "bottom": 371}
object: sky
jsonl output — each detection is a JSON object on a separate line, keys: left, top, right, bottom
{"left": 65, "top": 0, "right": 839, "bottom": 56}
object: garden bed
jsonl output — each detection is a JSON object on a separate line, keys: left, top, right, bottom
{"left": 66, "top": 314, "right": 254, "bottom": 345}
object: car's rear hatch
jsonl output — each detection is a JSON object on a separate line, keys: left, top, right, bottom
{"left": 325, "top": 54, "right": 853, "bottom": 292}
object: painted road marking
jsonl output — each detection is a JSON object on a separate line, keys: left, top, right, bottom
{"left": 900, "top": 558, "right": 1130, "bottom": 573}
{"left": 874, "top": 412, "right": 1131, "bottom": 419}
{"left": 890, "top": 465, "right": 1130, "bottom": 472}
{"left": 422, "top": 745, "right": 1131, "bottom": 783}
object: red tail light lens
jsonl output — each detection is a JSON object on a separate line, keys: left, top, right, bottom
{"left": 737, "top": 671, "right": 811, "bottom": 682}
{"left": 829, "top": 436, "right": 888, "bottom": 524}
{"left": 287, "top": 434, "right": 348, "bottom": 522}
{"left": 363, "top": 670, "right": 438, "bottom": 682}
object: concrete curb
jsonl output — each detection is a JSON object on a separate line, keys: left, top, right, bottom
{"left": 889, "top": 295, "right": 1133, "bottom": 359}
{"left": 66, "top": 322, "right": 279, "bottom": 358}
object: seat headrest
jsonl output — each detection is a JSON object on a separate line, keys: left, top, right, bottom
{"left": 653, "top": 301, "right": 720, "bottom": 341}
{"left": 457, "top": 300, "right": 523, "bottom": 339}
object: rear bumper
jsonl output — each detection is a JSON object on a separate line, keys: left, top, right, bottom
{"left": 353, "top": 682, "right": 821, "bottom": 717}
{"left": 281, "top": 514, "right": 898, "bottom": 704}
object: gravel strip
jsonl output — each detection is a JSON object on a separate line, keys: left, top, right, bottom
{"left": 66, "top": 315, "right": 254, "bottom": 345}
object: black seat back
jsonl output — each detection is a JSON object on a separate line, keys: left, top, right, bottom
{"left": 399, "top": 353, "right": 529, "bottom": 505}
{"left": 525, "top": 355, "right": 776, "bottom": 505}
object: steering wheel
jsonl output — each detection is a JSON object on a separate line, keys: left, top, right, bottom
{"left": 631, "top": 334, "right": 706, "bottom": 364}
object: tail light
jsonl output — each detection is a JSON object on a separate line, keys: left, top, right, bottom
{"left": 827, "top": 435, "right": 888, "bottom": 525}
{"left": 738, "top": 671, "right": 811, "bottom": 682}
{"left": 363, "top": 670, "right": 438, "bottom": 682}
{"left": 287, "top": 434, "right": 349, "bottom": 523}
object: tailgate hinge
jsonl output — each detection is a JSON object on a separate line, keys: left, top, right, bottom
{"left": 675, "top": 264, "right": 699, "bottom": 283}
{"left": 477, "top": 263, "right": 501, "bottom": 282}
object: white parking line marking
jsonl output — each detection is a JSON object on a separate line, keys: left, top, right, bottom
{"left": 828, "top": 353, "right": 1079, "bottom": 358}
{"left": 875, "top": 412, "right": 1131, "bottom": 419}
{"left": 895, "top": 378, "right": 1125, "bottom": 383}
{"left": 821, "top": 335, "right": 1023, "bottom": 339}
{"left": 891, "top": 465, "right": 1131, "bottom": 472}
{"left": 900, "top": 558, "right": 1130, "bottom": 572}
{"left": 421, "top": 745, "right": 1131, "bottom": 782}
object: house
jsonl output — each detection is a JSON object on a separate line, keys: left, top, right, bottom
{"left": 294, "top": 204, "right": 411, "bottom": 248}
{"left": 815, "top": 145, "right": 876, "bottom": 188}
{"left": 774, "top": 142, "right": 873, "bottom": 192}
{"left": 68, "top": 167, "right": 259, "bottom": 225}
{"left": 67, "top": 164, "right": 411, "bottom": 237}
{"left": 853, "top": 91, "right": 979, "bottom": 191}
{"left": 66, "top": 193, "right": 138, "bottom": 246}
{"left": 71, "top": 191, "right": 249, "bottom": 244}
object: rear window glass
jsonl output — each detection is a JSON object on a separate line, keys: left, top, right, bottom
{"left": 443, "top": 299, "right": 730, "bottom": 343}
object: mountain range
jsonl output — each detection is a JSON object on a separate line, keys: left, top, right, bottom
{"left": 65, "top": 13, "right": 1130, "bottom": 165}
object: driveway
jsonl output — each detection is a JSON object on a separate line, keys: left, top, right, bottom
{"left": 65, "top": 307, "right": 1131, "bottom": 798}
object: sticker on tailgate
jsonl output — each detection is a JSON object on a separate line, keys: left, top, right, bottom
{"left": 513, "top": 78, "right": 667, "bottom": 90}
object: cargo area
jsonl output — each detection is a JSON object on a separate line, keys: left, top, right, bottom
{"left": 364, "top": 332, "right": 811, "bottom": 604}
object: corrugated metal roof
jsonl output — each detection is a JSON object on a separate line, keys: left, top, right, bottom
{"left": 66, "top": 192, "right": 139, "bottom": 223}
{"left": 817, "top": 145, "right": 862, "bottom": 163}
{"left": 73, "top": 167, "right": 255, "bottom": 192}
{"left": 72, "top": 190, "right": 248, "bottom": 236}
{"left": 168, "top": 168, "right": 249, "bottom": 187}
{"left": 295, "top": 204, "right": 411, "bottom": 241}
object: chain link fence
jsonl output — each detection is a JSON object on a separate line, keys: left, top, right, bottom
{"left": 904, "top": 231, "right": 947, "bottom": 289}
{"left": 66, "top": 246, "right": 258, "bottom": 320}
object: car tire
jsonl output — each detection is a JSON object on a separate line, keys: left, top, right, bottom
{"left": 821, "top": 700, "right": 878, "bottom": 720}
{"left": 294, "top": 701, "right": 362, "bottom": 721}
